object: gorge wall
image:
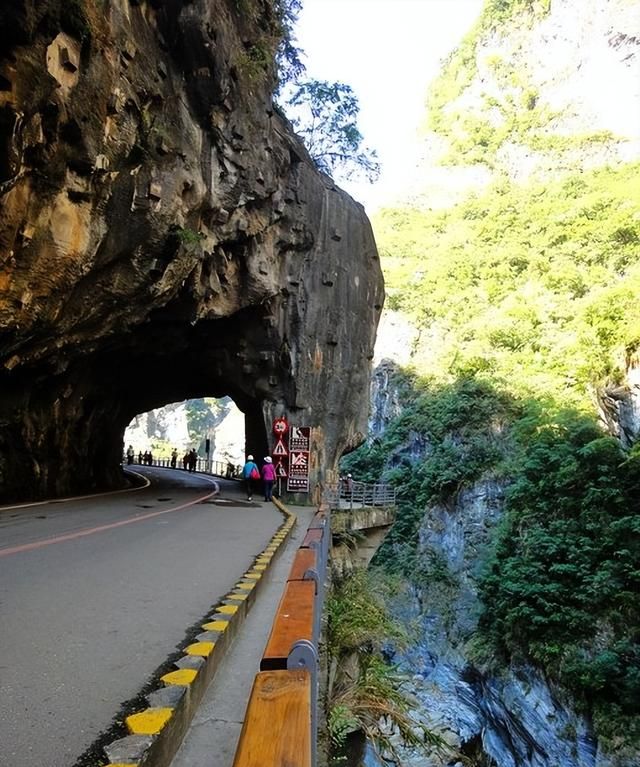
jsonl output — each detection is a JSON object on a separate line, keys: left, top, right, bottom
{"left": 358, "top": 0, "right": 640, "bottom": 765}
{"left": 0, "top": 0, "right": 384, "bottom": 501}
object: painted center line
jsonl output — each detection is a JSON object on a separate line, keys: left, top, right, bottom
{"left": 0, "top": 489, "right": 218, "bottom": 558}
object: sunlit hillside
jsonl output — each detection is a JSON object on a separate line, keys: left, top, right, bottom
{"left": 341, "top": 0, "right": 640, "bottom": 759}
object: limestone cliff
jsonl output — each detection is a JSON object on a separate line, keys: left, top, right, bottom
{"left": 0, "top": 0, "right": 384, "bottom": 501}
{"left": 362, "top": 3, "right": 640, "bottom": 762}
{"left": 411, "top": 0, "right": 640, "bottom": 207}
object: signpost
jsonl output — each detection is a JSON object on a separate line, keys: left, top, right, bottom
{"left": 272, "top": 417, "right": 289, "bottom": 498}
{"left": 273, "top": 438, "right": 287, "bottom": 457}
{"left": 287, "top": 426, "right": 310, "bottom": 493}
{"left": 271, "top": 419, "right": 311, "bottom": 495}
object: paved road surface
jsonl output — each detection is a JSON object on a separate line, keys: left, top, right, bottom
{"left": 0, "top": 468, "right": 281, "bottom": 767}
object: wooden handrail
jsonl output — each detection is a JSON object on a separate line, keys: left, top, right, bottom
{"left": 301, "top": 528, "right": 322, "bottom": 547}
{"left": 234, "top": 502, "right": 330, "bottom": 767}
{"left": 288, "top": 548, "right": 317, "bottom": 582}
{"left": 261, "top": 580, "right": 315, "bottom": 671}
{"left": 232, "top": 670, "right": 312, "bottom": 767}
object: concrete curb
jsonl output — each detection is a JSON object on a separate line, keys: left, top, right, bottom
{"left": 99, "top": 501, "right": 297, "bottom": 767}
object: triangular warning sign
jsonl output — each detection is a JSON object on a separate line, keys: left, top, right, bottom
{"left": 276, "top": 462, "right": 287, "bottom": 477}
{"left": 273, "top": 438, "right": 288, "bottom": 456}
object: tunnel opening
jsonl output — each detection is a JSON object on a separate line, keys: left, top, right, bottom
{"left": 123, "top": 396, "right": 246, "bottom": 473}
{"left": 0, "top": 306, "right": 285, "bottom": 503}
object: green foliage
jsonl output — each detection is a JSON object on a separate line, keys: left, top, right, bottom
{"left": 478, "top": 410, "right": 640, "bottom": 731}
{"left": 286, "top": 80, "right": 380, "bottom": 181}
{"left": 483, "top": 0, "right": 552, "bottom": 26}
{"left": 327, "top": 703, "right": 358, "bottom": 754}
{"left": 425, "top": 0, "right": 617, "bottom": 166}
{"left": 232, "top": 0, "right": 303, "bottom": 87}
{"left": 346, "top": 371, "right": 640, "bottom": 746}
{"left": 327, "top": 569, "right": 405, "bottom": 659}
{"left": 176, "top": 227, "right": 205, "bottom": 247}
{"left": 237, "top": 41, "right": 273, "bottom": 83}
{"left": 343, "top": 376, "right": 515, "bottom": 576}
{"left": 327, "top": 571, "right": 447, "bottom": 764}
{"left": 185, "top": 398, "right": 221, "bottom": 437}
{"left": 271, "top": 0, "right": 305, "bottom": 87}
{"left": 375, "top": 162, "right": 640, "bottom": 403}
{"left": 363, "top": 0, "right": 640, "bottom": 752}
{"left": 149, "top": 438, "right": 173, "bottom": 459}
{"left": 272, "top": 3, "right": 379, "bottom": 182}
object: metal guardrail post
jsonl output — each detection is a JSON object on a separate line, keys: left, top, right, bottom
{"left": 288, "top": 640, "right": 318, "bottom": 767}
{"left": 308, "top": 547, "right": 325, "bottom": 643}
{"left": 305, "top": 518, "right": 331, "bottom": 644}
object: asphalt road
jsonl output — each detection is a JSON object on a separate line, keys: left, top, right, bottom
{"left": 0, "top": 468, "right": 282, "bottom": 767}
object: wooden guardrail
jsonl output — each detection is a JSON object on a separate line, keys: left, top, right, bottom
{"left": 233, "top": 508, "right": 330, "bottom": 767}
{"left": 232, "top": 670, "right": 312, "bottom": 767}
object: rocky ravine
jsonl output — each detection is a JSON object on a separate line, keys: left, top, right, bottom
{"left": 0, "top": 0, "right": 384, "bottom": 501}
{"left": 365, "top": 0, "right": 640, "bottom": 763}
{"left": 369, "top": 351, "right": 631, "bottom": 767}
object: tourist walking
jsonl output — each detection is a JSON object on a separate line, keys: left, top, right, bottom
{"left": 242, "top": 455, "right": 259, "bottom": 501}
{"left": 261, "top": 456, "right": 276, "bottom": 501}
{"left": 170, "top": 448, "right": 178, "bottom": 469}
{"left": 126, "top": 445, "right": 134, "bottom": 465}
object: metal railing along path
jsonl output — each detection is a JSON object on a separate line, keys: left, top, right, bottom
{"left": 123, "top": 457, "right": 241, "bottom": 479}
{"left": 323, "top": 481, "right": 396, "bottom": 510}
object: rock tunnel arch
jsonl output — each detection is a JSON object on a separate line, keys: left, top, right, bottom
{"left": 0, "top": 305, "right": 290, "bottom": 502}
{"left": 0, "top": 0, "right": 385, "bottom": 504}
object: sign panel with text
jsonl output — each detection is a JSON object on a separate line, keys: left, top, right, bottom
{"left": 286, "top": 426, "right": 310, "bottom": 493}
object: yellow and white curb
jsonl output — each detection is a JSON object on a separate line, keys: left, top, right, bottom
{"left": 101, "top": 500, "right": 297, "bottom": 767}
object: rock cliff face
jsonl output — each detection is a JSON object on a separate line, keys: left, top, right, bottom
{"left": 596, "top": 355, "right": 640, "bottom": 448}
{"left": 392, "top": 480, "right": 616, "bottom": 767}
{"left": 0, "top": 0, "right": 384, "bottom": 501}
{"left": 364, "top": 1, "right": 640, "bottom": 764}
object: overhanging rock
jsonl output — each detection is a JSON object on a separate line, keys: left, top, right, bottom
{"left": 0, "top": 0, "right": 384, "bottom": 501}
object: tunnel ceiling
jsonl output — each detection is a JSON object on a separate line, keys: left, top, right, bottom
{"left": 0, "top": 0, "right": 384, "bottom": 502}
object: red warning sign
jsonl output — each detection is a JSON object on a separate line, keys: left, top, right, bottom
{"left": 273, "top": 417, "right": 289, "bottom": 437}
{"left": 273, "top": 438, "right": 288, "bottom": 457}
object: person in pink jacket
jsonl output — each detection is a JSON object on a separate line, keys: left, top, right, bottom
{"left": 261, "top": 456, "right": 276, "bottom": 501}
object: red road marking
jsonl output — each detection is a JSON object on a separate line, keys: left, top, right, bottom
{"left": 0, "top": 489, "right": 218, "bottom": 558}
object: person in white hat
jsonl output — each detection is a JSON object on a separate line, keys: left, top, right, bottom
{"left": 262, "top": 456, "right": 276, "bottom": 502}
{"left": 242, "top": 454, "right": 259, "bottom": 501}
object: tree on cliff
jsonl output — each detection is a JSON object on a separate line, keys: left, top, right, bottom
{"left": 272, "top": 1, "right": 378, "bottom": 181}
{"left": 285, "top": 79, "right": 381, "bottom": 182}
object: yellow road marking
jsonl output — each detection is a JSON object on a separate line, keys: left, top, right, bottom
{"left": 161, "top": 668, "right": 198, "bottom": 686}
{"left": 186, "top": 641, "right": 215, "bottom": 657}
{"left": 202, "top": 620, "right": 229, "bottom": 631}
{"left": 126, "top": 708, "right": 173, "bottom": 735}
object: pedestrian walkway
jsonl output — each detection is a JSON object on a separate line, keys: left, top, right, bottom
{"left": 170, "top": 505, "right": 316, "bottom": 767}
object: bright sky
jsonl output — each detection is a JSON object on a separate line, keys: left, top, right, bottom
{"left": 294, "top": 0, "right": 485, "bottom": 212}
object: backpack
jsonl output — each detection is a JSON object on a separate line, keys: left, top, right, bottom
{"left": 250, "top": 466, "right": 260, "bottom": 480}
